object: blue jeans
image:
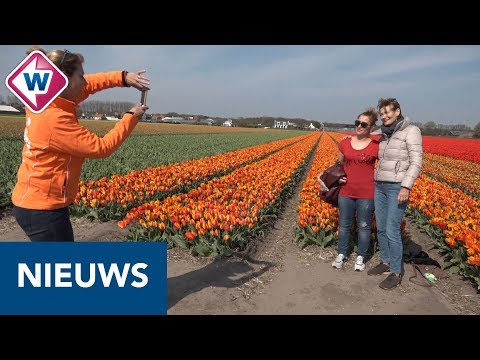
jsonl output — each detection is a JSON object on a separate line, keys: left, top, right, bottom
{"left": 337, "top": 196, "right": 374, "bottom": 258}
{"left": 13, "top": 205, "right": 74, "bottom": 242}
{"left": 374, "top": 182, "right": 407, "bottom": 274}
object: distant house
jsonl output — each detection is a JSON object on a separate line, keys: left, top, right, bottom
{"left": 199, "top": 118, "right": 215, "bottom": 126}
{"left": 161, "top": 117, "right": 195, "bottom": 124}
{"left": 273, "top": 120, "right": 296, "bottom": 129}
{"left": 223, "top": 119, "right": 233, "bottom": 127}
{"left": 0, "top": 105, "right": 21, "bottom": 115}
{"left": 448, "top": 131, "right": 460, "bottom": 137}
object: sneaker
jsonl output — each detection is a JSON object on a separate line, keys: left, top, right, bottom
{"left": 332, "top": 254, "right": 345, "bottom": 269}
{"left": 354, "top": 255, "right": 365, "bottom": 271}
{"left": 379, "top": 273, "right": 402, "bottom": 290}
{"left": 367, "top": 262, "right": 390, "bottom": 276}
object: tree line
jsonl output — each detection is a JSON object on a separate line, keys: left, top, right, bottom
{"left": 1, "top": 96, "right": 479, "bottom": 138}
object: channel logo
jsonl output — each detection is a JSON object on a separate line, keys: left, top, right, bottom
{"left": 5, "top": 50, "right": 68, "bottom": 114}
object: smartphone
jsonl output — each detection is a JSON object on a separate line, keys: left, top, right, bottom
{"left": 140, "top": 90, "right": 148, "bottom": 106}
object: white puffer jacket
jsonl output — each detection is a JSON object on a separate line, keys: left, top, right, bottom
{"left": 374, "top": 117, "right": 423, "bottom": 189}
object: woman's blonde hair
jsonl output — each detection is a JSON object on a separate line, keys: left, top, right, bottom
{"left": 26, "top": 46, "right": 84, "bottom": 77}
{"left": 357, "top": 107, "right": 378, "bottom": 126}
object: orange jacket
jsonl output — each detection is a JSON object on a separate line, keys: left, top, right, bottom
{"left": 12, "top": 71, "right": 139, "bottom": 210}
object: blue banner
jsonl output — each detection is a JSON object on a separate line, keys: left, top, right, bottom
{"left": 0, "top": 242, "right": 167, "bottom": 315}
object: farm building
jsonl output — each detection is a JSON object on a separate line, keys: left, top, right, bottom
{"left": 0, "top": 105, "right": 22, "bottom": 116}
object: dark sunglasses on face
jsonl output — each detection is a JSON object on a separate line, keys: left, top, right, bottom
{"left": 354, "top": 120, "right": 370, "bottom": 128}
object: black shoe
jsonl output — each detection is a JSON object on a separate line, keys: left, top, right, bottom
{"left": 379, "top": 273, "right": 402, "bottom": 290}
{"left": 367, "top": 262, "right": 390, "bottom": 276}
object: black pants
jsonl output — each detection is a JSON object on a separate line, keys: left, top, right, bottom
{"left": 13, "top": 205, "right": 74, "bottom": 242}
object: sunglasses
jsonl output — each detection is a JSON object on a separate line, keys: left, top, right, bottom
{"left": 59, "top": 49, "right": 72, "bottom": 65}
{"left": 354, "top": 120, "right": 370, "bottom": 129}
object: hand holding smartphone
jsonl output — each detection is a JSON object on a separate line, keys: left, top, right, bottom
{"left": 141, "top": 90, "right": 148, "bottom": 106}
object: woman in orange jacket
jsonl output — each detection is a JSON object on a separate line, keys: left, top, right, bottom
{"left": 11, "top": 47, "right": 150, "bottom": 241}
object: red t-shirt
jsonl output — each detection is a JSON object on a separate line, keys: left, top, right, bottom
{"left": 338, "top": 138, "right": 379, "bottom": 200}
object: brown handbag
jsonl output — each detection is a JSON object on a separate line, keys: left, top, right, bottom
{"left": 317, "top": 162, "right": 345, "bottom": 207}
{"left": 406, "top": 251, "right": 449, "bottom": 287}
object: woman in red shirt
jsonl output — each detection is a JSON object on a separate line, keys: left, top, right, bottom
{"left": 331, "top": 108, "right": 379, "bottom": 271}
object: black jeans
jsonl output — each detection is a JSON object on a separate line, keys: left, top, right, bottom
{"left": 13, "top": 205, "right": 74, "bottom": 242}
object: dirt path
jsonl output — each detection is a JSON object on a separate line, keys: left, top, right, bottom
{"left": 1, "top": 175, "right": 479, "bottom": 315}
{"left": 167, "top": 177, "right": 480, "bottom": 315}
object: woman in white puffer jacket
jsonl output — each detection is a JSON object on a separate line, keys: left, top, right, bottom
{"left": 367, "top": 98, "right": 423, "bottom": 290}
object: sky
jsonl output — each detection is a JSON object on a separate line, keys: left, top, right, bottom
{"left": 1, "top": 45, "right": 480, "bottom": 127}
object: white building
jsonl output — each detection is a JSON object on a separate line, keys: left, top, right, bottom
{"left": 223, "top": 119, "right": 233, "bottom": 127}
{"left": 200, "top": 118, "right": 215, "bottom": 126}
{"left": 274, "top": 120, "right": 296, "bottom": 129}
{"left": 0, "top": 105, "right": 20, "bottom": 113}
{"left": 161, "top": 116, "right": 186, "bottom": 123}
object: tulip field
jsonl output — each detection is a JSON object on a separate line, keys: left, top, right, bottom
{"left": 297, "top": 132, "right": 480, "bottom": 288}
{"left": 1, "top": 116, "right": 479, "bottom": 288}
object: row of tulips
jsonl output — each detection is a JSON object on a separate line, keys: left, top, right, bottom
{"left": 422, "top": 136, "right": 480, "bottom": 163}
{"left": 421, "top": 153, "right": 480, "bottom": 197}
{"left": 118, "top": 133, "right": 321, "bottom": 257}
{"left": 407, "top": 174, "right": 480, "bottom": 288}
{"left": 405, "top": 138, "right": 480, "bottom": 287}
{"left": 296, "top": 133, "right": 341, "bottom": 248}
{"left": 72, "top": 134, "right": 311, "bottom": 220}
